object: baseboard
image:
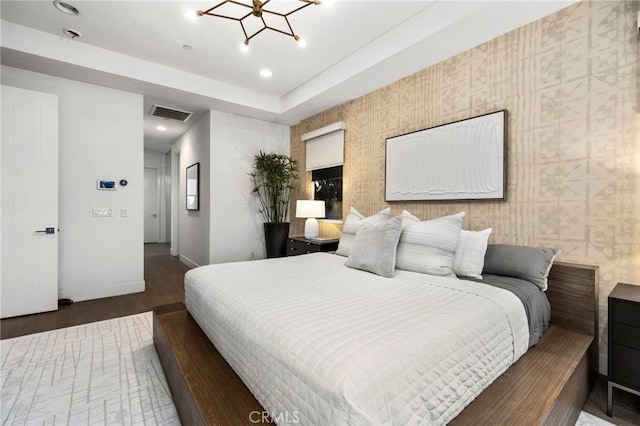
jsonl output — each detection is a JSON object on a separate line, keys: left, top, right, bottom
{"left": 599, "top": 354, "right": 608, "bottom": 376}
{"left": 59, "top": 280, "right": 145, "bottom": 302}
{"left": 179, "top": 255, "right": 200, "bottom": 269}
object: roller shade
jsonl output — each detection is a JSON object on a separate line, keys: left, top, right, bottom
{"left": 303, "top": 122, "right": 345, "bottom": 171}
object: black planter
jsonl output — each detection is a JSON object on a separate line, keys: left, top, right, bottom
{"left": 264, "top": 222, "right": 290, "bottom": 258}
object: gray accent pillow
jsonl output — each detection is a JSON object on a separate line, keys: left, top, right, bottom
{"left": 345, "top": 216, "right": 403, "bottom": 278}
{"left": 482, "top": 244, "right": 559, "bottom": 291}
{"left": 336, "top": 207, "right": 391, "bottom": 257}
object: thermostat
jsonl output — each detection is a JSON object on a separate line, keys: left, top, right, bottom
{"left": 97, "top": 180, "right": 117, "bottom": 190}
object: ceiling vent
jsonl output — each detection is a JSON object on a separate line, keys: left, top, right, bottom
{"left": 150, "top": 104, "right": 193, "bottom": 122}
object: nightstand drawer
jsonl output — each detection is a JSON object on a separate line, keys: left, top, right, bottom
{"left": 611, "top": 344, "right": 640, "bottom": 389}
{"left": 607, "top": 283, "right": 640, "bottom": 416}
{"left": 612, "top": 301, "right": 640, "bottom": 328}
{"left": 613, "top": 323, "right": 640, "bottom": 350}
{"left": 287, "top": 239, "right": 320, "bottom": 256}
{"left": 286, "top": 237, "right": 339, "bottom": 257}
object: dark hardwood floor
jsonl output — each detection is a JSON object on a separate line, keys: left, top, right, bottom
{"left": 0, "top": 253, "right": 188, "bottom": 339}
{"left": 1, "top": 252, "right": 639, "bottom": 425}
{"left": 584, "top": 375, "right": 640, "bottom": 425}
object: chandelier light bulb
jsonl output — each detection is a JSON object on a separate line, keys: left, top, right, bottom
{"left": 184, "top": 9, "right": 198, "bottom": 19}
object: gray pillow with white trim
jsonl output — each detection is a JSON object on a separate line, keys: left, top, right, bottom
{"left": 482, "top": 244, "right": 559, "bottom": 291}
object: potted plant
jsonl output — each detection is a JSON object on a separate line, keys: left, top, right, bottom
{"left": 250, "top": 151, "right": 299, "bottom": 258}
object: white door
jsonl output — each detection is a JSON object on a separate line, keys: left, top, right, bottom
{"left": 144, "top": 167, "right": 160, "bottom": 243}
{"left": 1, "top": 85, "right": 59, "bottom": 319}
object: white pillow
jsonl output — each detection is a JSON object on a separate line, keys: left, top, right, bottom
{"left": 400, "top": 209, "right": 420, "bottom": 224}
{"left": 336, "top": 207, "right": 391, "bottom": 257}
{"left": 453, "top": 228, "right": 492, "bottom": 279}
{"left": 345, "top": 216, "right": 403, "bottom": 278}
{"left": 395, "top": 212, "right": 465, "bottom": 276}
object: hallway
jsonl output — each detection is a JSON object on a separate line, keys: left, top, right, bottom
{"left": 145, "top": 242, "right": 171, "bottom": 257}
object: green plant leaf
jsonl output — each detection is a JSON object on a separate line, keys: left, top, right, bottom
{"left": 249, "top": 151, "right": 299, "bottom": 223}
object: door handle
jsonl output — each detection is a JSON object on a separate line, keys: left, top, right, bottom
{"left": 35, "top": 227, "right": 55, "bottom": 234}
{"left": 151, "top": 213, "right": 158, "bottom": 218}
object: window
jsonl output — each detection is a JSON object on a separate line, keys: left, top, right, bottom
{"left": 303, "top": 122, "right": 345, "bottom": 220}
{"left": 313, "top": 166, "right": 342, "bottom": 220}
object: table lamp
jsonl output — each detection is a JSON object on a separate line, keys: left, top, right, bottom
{"left": 296, "top": 200, "right": 325, "bottom": 239}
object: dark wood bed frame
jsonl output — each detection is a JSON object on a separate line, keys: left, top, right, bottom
{"left": 153, "top": 261, "right": 598, "bottom": 425}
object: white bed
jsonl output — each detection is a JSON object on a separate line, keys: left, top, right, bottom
{"left": 185, "top": 252, "right": 529, "bottom": 425}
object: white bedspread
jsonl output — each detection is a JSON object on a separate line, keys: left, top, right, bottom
{"left": 185, "top": 253, "right": 528, "bottom": 425}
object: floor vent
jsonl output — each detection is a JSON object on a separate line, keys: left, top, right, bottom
{"left": 150, "top": 104, "right": 193, "bottom": 122}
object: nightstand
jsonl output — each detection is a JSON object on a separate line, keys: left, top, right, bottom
{"left": 607, "top": 282, "right": 640, "bottom": 417}
{"left": 287, "top": 236, "right": 339, "bottom": 256}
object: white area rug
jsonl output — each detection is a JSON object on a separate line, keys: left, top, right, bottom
{"left": 0, "top": 312, "right": 613, "bottom": 426}
{"left": 576, "top": 411, "right": 616, "bottom": 426}
{"left": 1, "top": 312, "right": 180, "bottom": 425}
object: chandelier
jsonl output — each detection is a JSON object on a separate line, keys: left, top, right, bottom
{"left": 196, "top": 0, "right": 321, "bottom": 46}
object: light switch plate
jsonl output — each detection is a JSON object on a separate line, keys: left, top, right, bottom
{"left": 93, "top": 208, "right": 113, "bottom": 217}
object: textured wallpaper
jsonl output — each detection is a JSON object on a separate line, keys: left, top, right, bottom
{"left": 290, "top": 0, "right": 640, "bottom": 363}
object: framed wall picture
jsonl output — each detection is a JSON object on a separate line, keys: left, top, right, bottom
{"left": 385, "top": 110, "right": 506, "bottom": 201}
{"left": 186, "top": 162, "right": 199, "bottom": 210}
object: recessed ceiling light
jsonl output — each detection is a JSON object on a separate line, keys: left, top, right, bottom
{"left": 63, "top": 28, "right": 81, "bottom": 39}
{"left": 157, "top": 126, "right": 167, "bottom": 131}
{"left": 260, "top": 69, "right": 273, "bottom": 78}
{"left": 182, "top": 44, "right": 193, "bottom": 51}
{"left": 53, "top": 1, "right": 79, "bottom": 15}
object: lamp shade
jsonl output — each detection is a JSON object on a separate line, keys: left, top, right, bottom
{"left": 296, "top": 200, "right": 325, "bottom": 218}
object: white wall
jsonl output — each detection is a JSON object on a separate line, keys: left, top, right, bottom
{"left": 1, "top": 66, "right": 144, "bottom": 301}
{"left": 170, "top": 110, "right": 289, "bottom": 266}
{"left": 172, "top": 112, "right": 210, "bottom": 268}
{"left": 209, "top": 110, "right": 290, "bottom": 263}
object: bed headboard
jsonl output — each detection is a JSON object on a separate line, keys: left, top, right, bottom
{"left": 546, "top": 261, "right": 599, "bottom": 392}
{"left": 546, "top": 261, "right": 599, "bottom": 339}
